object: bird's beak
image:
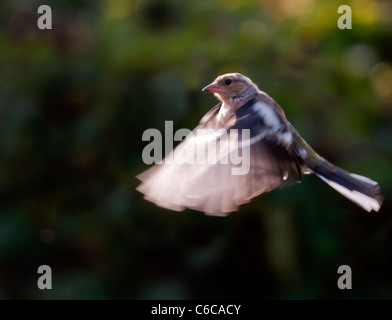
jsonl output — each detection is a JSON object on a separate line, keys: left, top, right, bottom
{"left": 202, "top": 83, "right": 224, "bottom": 93}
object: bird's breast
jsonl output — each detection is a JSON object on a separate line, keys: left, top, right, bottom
{"left": 217, "top": 103, "right": 234, "bottom": 123}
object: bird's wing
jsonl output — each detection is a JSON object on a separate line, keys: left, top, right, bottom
{"left": 199, "top": 102, "right": 222, "bottom": 127}
{"left": 136, "top": 98, "right": 301, "bottom": 216}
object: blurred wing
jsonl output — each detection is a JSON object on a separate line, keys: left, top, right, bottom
{"left": 198, "top": 102, "right": 222, "bottom": 127}
{"left": 136, "top": 98, "right": 301, "bottom": 216}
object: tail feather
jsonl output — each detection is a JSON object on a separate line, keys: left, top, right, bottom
{"left": 310, "top": 163, "right": 383, "bottom": 212}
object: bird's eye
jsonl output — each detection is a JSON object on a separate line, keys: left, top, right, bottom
{"left": 225, "top": 79, "right": 232, "bottom": 85}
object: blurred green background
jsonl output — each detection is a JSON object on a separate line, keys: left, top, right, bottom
{"left": 0, "top": 0, "right": 391, "bottom": 299}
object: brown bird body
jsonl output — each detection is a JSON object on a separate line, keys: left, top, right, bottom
{"left": 137, "top": 73, "right": 383, "bottom": 215}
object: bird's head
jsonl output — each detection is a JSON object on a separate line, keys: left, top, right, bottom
{"left": 202, "top": 73, "right": 259, "bottom": 103}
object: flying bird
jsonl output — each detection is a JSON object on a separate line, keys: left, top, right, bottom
{"left": 136, "top": 73, "right": 383, "bottom": 216}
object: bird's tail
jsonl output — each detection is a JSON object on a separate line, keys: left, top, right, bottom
{"left": 289, "top": 124, "right": 382, "bottom": 212}
{"left": 308, "top": 160, "right": 383, "bottom": 212}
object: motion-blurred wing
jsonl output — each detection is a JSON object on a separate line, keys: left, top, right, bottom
{"left": 136, "top": 98, "right": 301, "bottom": 216}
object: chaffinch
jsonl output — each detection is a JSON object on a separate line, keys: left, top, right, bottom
{"left": 137, "top": 73, "right": 382, "bottom": 215}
